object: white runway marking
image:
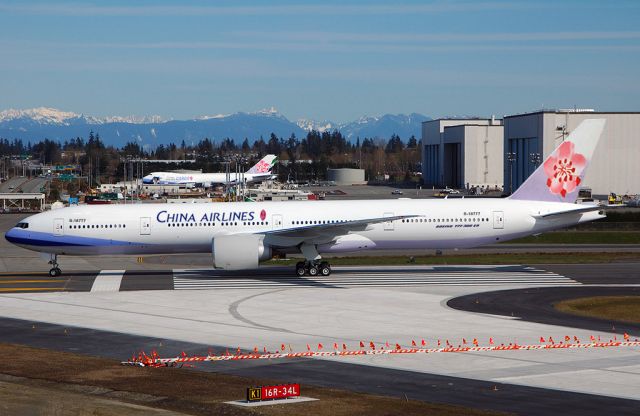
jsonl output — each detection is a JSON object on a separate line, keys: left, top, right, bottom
{"left": 91, "top": 270, "right": 125, "bottom": 292}
{"left": 172, "top": 265, "right": 579, "bottom": 290}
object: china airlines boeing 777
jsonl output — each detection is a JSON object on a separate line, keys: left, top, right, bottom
{"left": 141, "top": 154, "right": 277, "bottom": 186}
{"left": 5, "top": 119, "right": 606, "bottom": 277}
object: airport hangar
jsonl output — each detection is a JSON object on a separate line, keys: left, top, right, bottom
{"left": 421, "top": 117, "right": 504, "bottom": 191}
{"left": 422, "top": 110, "right": 640, "bottom": 197}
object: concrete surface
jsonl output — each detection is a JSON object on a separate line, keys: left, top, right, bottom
{"left": 1, "top": 212, "right": 640, "bottom": 415}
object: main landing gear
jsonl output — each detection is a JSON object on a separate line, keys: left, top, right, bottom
{"left": 295, "top": 261, "right": 331, "bottom": 277}
{"left": 296, "top": 243, "right": 331, "bottom": 276}
{"left": 48, "top": 254, "right": 62, "bottom": 277}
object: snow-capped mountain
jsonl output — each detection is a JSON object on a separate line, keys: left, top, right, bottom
{"left": 0, "top": 107, "right": 166, "bottom": 126}
{"left": 296, "top": 118, "right": 336, "bottom": 133}
{"left": 338, "top": 113, "right": 430, "bottom": 140}
{"left": 100, "top": 115, "right": 166, "bottom": 124}
{"left": 0, "top": 107, "right": 95, "bottom": 126}
{"left": 297, "top": 113, "right": 430, "bottom": 138}
{"left": 0, "top": 107, "right": 430, "bottom": 146}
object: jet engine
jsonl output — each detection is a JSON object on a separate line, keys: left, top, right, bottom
{"left": 212, "top": 234, "right": 272, "bottom": 270}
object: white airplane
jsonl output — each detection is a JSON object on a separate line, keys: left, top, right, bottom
{"left": 6, "top": 120, "right": 606, "bottom": 277}
{"left": 141, "top": 154, "right": 278, "bottom": 186}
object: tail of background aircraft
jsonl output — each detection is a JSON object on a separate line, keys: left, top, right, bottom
{"left": 246, "top": 154, "right": 278, "bottom": 174}
{"left": 509, "top": 119, "right": 606, "bottom": 203}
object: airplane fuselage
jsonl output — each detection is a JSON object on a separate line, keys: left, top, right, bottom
{"left": 5, "top": 198, "right": 603, "bottom": 257}
{"left": 142, "top": 172, "right": 274, "bottom": 186}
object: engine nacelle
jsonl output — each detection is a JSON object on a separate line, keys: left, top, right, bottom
{"left": 212, "top": 234, "right": 272, "bottom": 270}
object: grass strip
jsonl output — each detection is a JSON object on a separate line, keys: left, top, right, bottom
{"left": 507, "top": 231, "right": 640, "bottom": 244}
{"left": 554, "top": 296, "right": 640, "bottom": 324}
{"left": 0, "top": 343, "right": 509, "bottom": 416}
{"left": 267, "top": 252, "right": 640, "bottom": 266}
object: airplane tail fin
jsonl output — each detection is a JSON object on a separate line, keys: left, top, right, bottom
{"left": 246, "top": 154, "right": 277, "bottom": 174}
{"left": 509, "top": 119, "right": 606, "bottom": 203}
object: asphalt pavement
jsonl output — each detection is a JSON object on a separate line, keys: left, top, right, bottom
{"left": 0, "top": 313, "right": 636, "bottom": 416}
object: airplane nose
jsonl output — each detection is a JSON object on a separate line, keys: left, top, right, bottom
{"left": 4, "top": 228, "right": 21, "bottom": 244}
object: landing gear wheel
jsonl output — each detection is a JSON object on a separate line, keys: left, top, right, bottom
{"left": 47, "top": 254, "right": 61, "bottom": 277}
{"left": 319, "top": 262, "right": 331, "bottom": 276}
{"left": 308, "top": 265, "right": 319, "bottom": 276}
{"left": 295, "top": 262, "right": 306, "bottom": 277}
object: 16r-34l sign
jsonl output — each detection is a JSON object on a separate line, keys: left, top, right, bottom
{"left": 247, "top": 384, "right": 300, "bottom": 402}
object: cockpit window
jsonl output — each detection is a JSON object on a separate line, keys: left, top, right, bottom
{"left": 15, "top": 222, "right": 29, "bottom": 229}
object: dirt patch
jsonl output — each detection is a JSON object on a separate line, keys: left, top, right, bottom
{"left": 0, "top": 343, "right": 510, "bottom": 416}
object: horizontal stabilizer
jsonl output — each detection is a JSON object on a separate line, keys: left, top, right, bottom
{"left": 532, "top": 205, "right": 602, "bottom": 219}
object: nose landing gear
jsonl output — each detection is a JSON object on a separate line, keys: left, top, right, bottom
{"left": 48, "top": 254, "right": 62, "bottom": 277}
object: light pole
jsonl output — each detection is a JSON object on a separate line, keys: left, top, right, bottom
{"left": 507, "top": 151, "right": 517, "bottom": 195}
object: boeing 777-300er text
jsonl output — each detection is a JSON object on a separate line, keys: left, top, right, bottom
{"left": 141, "top": 154, "right": 277, "bottom": 186}
{"left": 6, "top": 119, "right": 606, "bottom": 277}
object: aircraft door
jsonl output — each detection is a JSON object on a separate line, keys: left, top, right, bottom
{"left": 492, "top": 211, "right": 504, "bottom": 229}
{"left": 272, "top": 214, "right": 283, "bottom": 230}
{"left": 53, "top": 218, "right": 64, "bottom": 236}
{"left": 383, "top": 212, "right": 394, "bottom": 231}
{"left": 140, "top": 217, "right": 151, "bottom": 235}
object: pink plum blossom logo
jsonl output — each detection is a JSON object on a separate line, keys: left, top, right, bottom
{"left": 255, "top": 160, "right": 270, "bottom": 173}
{"left": 260, "top": 209, "right": 267, "bottom": 221}
{"left": 543, "top": 141, "right": 586, "bottom": 198}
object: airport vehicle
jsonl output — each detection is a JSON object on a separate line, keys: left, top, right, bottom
{"left": 391, "top": 189, "right": 403, "bottom": 195}
{"left": 6, "top": 120, "right": 606, "bottom": 277}
{"left": 608, "top": 192, "right": 624, "bottom": 205}
{"left": 141, "top": 155, "right": 278, "bottom": 186}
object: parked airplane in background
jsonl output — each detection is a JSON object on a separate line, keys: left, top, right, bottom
{"left": 6, "top": 120, "right": 606, "bottom": 277}
{"left": 141, "top": 154, "right": 277, "bottom": 186}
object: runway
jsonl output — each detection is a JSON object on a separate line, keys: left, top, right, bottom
{"left": 0, "top": 265, "right": 581, "bottom": 293}
{"left": 2, "top": 262, "right": 638, "bottom": 294}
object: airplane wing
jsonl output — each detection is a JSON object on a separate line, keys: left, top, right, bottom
{"left": 254, "top": 214, "right": 422, "bottom": 246}
{"left": 532, "top": 205, "right": 602, "bottom": 219}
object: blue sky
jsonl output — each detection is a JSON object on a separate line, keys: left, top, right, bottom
{"left": 1, "top": 0, "right": 639, "bottom": 122}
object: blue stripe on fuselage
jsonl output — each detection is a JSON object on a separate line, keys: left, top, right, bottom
{"left": 4, "top": 228, "right": 139, "bottom": 247}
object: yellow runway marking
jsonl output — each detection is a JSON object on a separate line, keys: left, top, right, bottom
{"left": 0, "top": 287, "right": 65, "bottom": 292}
{"left": 0, "top": 280, "right": 65, "bottom": 284}
{"left": 0, "top": 272, "right": 47, "bottom": 276}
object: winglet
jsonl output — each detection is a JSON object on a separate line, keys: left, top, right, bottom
{"left": 509, "top": 119, "right": 606, "bottom": 203}
{"left": 246, "top": 154, "right": 278, "bottom": 174}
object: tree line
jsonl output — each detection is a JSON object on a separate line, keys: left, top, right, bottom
{"left": 0, "top": 130, "right": 421, "bottom": 184}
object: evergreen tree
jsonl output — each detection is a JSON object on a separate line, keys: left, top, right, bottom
{"left": 241, "top": 138, "right": 250, "bottom": 153}
{"left": 385, "top": 134, "right": 404, "bottom": 153}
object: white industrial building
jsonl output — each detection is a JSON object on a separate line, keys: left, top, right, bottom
{"left": 422, "top": 118, "right": 503, "bottom": 189}
{"left": 503, "top": 110, "right": 640, "bottom": 196}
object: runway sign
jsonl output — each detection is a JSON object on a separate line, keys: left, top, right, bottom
{"left": 247, "top": 384, "right": 300, "bottom": 402}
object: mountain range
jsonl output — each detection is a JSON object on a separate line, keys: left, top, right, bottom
{"left": 0, "top": 107, "right": 430, "bottom": 147}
